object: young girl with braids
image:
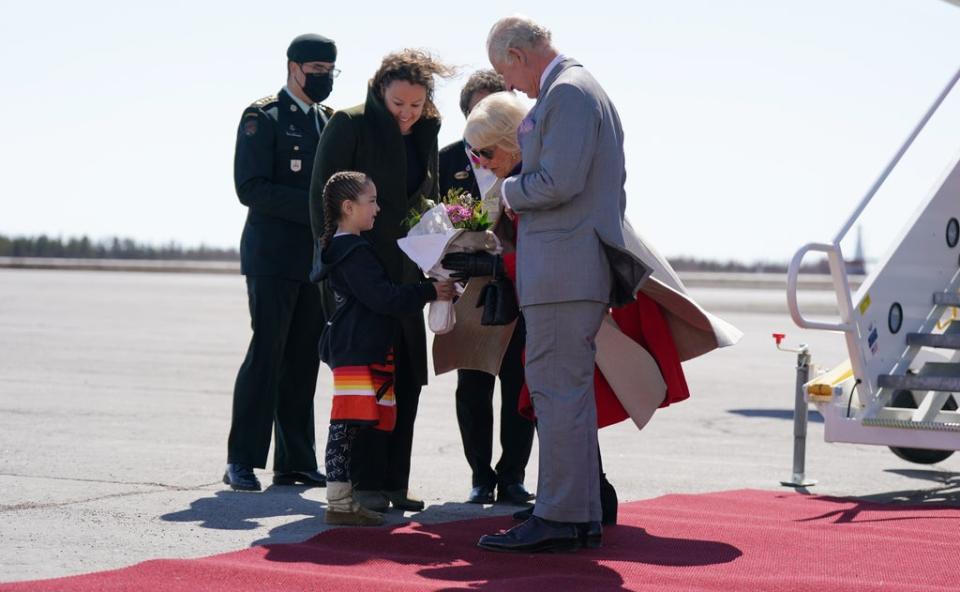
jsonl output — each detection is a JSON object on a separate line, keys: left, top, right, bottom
{"left": 310, "top": 49, "right": 456, "bottom": 514}
{"left": 311, "top": 171, "right": 455, "bottom": 526}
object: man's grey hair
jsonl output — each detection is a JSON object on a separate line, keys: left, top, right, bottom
{"left": 486, "top": 16, "right": 553, "bottom": 63}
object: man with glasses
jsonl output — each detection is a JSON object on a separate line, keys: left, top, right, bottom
{"left": 225, "top": 34, "right": 339, "bottom": 492}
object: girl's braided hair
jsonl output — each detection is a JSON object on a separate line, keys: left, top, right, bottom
{"left": 320, "top": 171, "right": 371, "bottom": 247}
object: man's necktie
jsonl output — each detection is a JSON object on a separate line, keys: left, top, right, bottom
{"left": 308, "top": 105, "right": 322, "bottom": 135}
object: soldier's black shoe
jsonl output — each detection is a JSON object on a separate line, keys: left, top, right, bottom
{"left": 478, "top": 516, "right": 582, "bottom": 553}
{"left": 223, "top": 464, "right": 261, "bottom": 491}
{"left": 272, "top": 470, "right": 326, "bottom": 487}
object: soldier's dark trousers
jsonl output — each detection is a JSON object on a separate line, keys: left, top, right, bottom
{"left": 350, "top": 335, "right": 421, "bottom": 492}
{"left": 455, "top": 319, "right": 533, "bottom": 489}
{"left": 227, "top": 276, "right": 323, "bottom": 471}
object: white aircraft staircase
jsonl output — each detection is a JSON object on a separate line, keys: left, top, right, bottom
{"left": 783, "top": 64, "right": 960, "bottom": 486}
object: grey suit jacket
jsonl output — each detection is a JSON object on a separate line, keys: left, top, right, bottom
{"left": 504, "top": 58, "right": 650, "bottom": 307}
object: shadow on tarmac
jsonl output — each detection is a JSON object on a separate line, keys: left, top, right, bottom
{"left": 788, "top": 469, "right": 960, "bottom": 524}
{"left": 160, "top": 486, "right": 325, "bottom": 531}
{"left": 726, "top": 408, "right": 824, "bottom": 422}
{"left": 160, "top": 487, "right": 526, "bottom": 547}
{"left": 860, "top": 469, "right": 960, "bottom": 505}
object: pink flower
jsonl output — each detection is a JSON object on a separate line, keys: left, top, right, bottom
{"left": 446, "top": 204, "right": 473, "bottom": 225}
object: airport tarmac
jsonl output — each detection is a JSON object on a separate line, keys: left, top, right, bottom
{"left": 1, "top": 268, "right": 957, "bottom": 582}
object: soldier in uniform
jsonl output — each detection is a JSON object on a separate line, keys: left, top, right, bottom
{"left": 224, "top": 34, "right": 338, "bottom": 491}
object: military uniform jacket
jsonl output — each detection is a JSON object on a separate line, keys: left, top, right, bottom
{"left": 438, "top": 140, "right": 480, "bottom": 198}
{"left": 234, "top": 88, "right": 333, "bottom": 281}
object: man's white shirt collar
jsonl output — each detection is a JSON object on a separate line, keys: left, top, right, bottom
{"left": 539, "top": 54, "right": 566, "bottom": 96}
{"left": 283, "top": 85, "right": 314, "bottom": 113}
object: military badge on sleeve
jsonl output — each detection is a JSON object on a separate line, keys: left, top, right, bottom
{"left": 290, "top": 159, "right": 302, "bottom": 172}
{"left": 243, "top": 118, "right": 258, "bottom": 136}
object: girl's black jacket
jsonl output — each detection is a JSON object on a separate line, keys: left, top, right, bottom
{"left": 310, "top": 234, "right": 437, "bottom": 368}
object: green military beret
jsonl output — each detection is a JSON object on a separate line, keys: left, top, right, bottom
{"left": 287, "top": 34, "right": 337, "bottom": 63}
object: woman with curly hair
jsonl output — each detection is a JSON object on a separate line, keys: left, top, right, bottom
{"left": 309, "top": 49, "right": 455, "bottom": 514}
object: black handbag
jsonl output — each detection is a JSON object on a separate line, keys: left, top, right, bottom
{"left": 476, "top": 277, "right": 519, "bottom": 326}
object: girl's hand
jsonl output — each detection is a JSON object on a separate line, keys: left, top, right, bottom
{"left": 434, "top": 280, "right": 456, "bottom": 301}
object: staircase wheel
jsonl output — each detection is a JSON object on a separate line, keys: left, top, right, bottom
{"left": 886, "top": 389, "right": 956, "bottom": 464}
{"left": 888, "top": 447, "right": 955, "bottom": 464}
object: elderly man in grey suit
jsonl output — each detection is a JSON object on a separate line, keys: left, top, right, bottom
{"left": 477, "top": 16, "right": 648, "bottom": 553}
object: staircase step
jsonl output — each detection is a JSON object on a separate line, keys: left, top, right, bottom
{"left": 933, "top": 292, "right": 960, "bottom": 306}
{"left": 878, "top": 370, "right": 960, "bottom": 392}
{"left": 907, "top": 333, "right": 960, "bottom": 348}
{"left": 862, "top": 417, "right": 960, "bottom": 432}
{"left": 920, "top": 362, "right": 960, "bottom": 377}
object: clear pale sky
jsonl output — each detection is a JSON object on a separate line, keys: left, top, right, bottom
{"left": 1, "top": 0, "right": 958, "bottom": 262}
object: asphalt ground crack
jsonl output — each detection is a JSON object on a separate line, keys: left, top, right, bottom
{"left": 0, "top": 472, "right": 221, "bottom": 513}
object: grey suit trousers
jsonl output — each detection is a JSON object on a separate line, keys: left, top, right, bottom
{"left": 523, "top": 300, "right": 606, "bottom": 523}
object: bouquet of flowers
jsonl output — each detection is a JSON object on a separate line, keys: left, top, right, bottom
{"left": 405, "top": 188, "right": 492, "bottom": 232}
{"left": 398, "top": 195, "right": 500, "bottom": 334}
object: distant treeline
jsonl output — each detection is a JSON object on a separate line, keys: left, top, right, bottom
{"left": 0, "top": 234, "right": 239, "bottom": 261}
{"left": 668, "top": 256, "right": 832, "bottom": 274}
{"left": 2, "top": 233, "right": 836, "bottom": 273}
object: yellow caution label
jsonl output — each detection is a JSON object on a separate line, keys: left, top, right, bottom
{"left": 858, "top": 294, "right": 871, "bottom": 315}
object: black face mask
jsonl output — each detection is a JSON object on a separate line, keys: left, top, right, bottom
{"left": 300, "top": 66, "right": 333, "bottom": 103}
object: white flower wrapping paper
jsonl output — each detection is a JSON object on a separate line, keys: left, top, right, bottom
{"left": 397, "top": 204, "right": 500, "bottom": 334}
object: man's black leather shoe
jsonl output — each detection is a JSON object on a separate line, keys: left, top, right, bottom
{"left": 467, "top": 484, "right": 495, "bottom": 504}
{"left": 497, "top": 483, "right": 535, "bottom": 505}
{"left": 272, "top": 470, "right": 326, "bottom": 487}
{"left": 478, "top": 516, "right": 582, "bottom": 553}
{"left": 223, "top": 464, "right": 261, "bottom": 491}
{"left": 509, "top": 508, "right": 601, "bottom": 548}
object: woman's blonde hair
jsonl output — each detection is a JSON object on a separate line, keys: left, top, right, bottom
{"left": 464, "top": 92, "right": 527, "bottom": 154}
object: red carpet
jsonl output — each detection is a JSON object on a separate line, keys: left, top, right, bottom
{"left": 3, "top": 489, "right": 958, "bottom": 591}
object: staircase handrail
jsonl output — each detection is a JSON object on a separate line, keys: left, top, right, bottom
{"left": 787, "top": 65, "right": 960, "bottom": 332}
{"left": 786, "top": 243, "right": 853, "bottom": 331}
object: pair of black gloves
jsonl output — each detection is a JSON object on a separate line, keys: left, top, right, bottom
{"left": 440, "top": 252, "right": 518, "bottom": 326}
{"left": 440, "top": 252, "right": 504, "bottom": 281}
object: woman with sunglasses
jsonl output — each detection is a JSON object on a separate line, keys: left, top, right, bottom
{"left": 309, "top": 48, "right": 454, "bottom": 514}
{"left": 442, "top": 90, "right": 536, "bottom": 508}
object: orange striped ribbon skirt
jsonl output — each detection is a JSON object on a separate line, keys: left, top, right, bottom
{"left": 330, "top": 353, "right": 396, "bottom": 433}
